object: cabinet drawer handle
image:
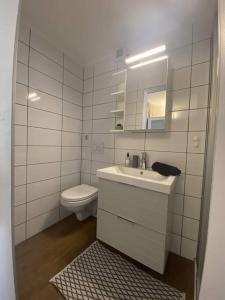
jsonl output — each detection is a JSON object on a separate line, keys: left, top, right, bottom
{"left": 117, "top": 215, "right": 135, "bottom": 224}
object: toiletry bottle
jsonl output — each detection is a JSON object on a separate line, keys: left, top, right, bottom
{"left": 125, "top": 152, "right": 130, "bottom": 167}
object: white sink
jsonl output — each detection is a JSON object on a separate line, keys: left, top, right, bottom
{"left": 96, "top": 165, "right": 177, "bottom": 194}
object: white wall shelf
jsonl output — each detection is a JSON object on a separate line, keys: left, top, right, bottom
{"left": 110, "top": 69, "right": 127, "bottom": 132}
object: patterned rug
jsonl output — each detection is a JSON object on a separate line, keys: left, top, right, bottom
{"left": 50, "top": 241, "right": 185, "bottom": 299}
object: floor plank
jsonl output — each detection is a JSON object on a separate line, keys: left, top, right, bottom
{"left": 15, "top": 215, "right": 194, "bottom": 300}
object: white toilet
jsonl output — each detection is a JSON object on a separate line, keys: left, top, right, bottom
{"left": 61, "top": 184, "right": 98, "bottom": 221}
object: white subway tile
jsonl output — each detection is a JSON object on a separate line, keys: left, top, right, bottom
{"left": 28, "top": 146, "right": 61, "bottom": 164}
{"left": 14, "top": 166, "right": 26, "bottom": 186}
{"left": 14, "top": 204, "right": 26, "bottom": 225}
{"left": 83, "top": 92, "right": 93, "bottom": 107}
{"left": 16, "top": 62, "right": 28, "bottom": 85}
{"left": 27, "top": 162, "right": 60, "bottom": 183}
{"left": 27, "top": 193, "right": 60, "bottom": 220}
{"left": 93, "top": 87, "right": 114, "bottom": 105}
{"left": 28, "top": 89, "right": 62, "bottom": 114}
{"left": 81, "top": 173, "right": 91, "bottom": 185}
{"left": 61, "top": 160, "right": 81, "bottom": 176}
{"left": 115, "top": 132, "right": 145, "bottom": 150}
{"left": 170, "top": 89, "right": 190, "bottom": 111}
{"left": 63, "top": 101, "right": 82, "bottom": 120}
{"left": 186, "top": 153, "right": 204, "bottom": 176}
{"left": 190, "top": 85, "right": 209, "bottom": 109}
{"left": 170, "top": 234, "right": 181, "bottom": 255}
{"left": 28, "top": 127, "right": 61, "bottom": 146}
{"left": 172, "top": 67, "right": 191, "bottom": 90}
{"left": 82, "top": 134, "right": 92, "bottom": 147}
{"left": 91, "top": 174, "right": 99, "bottom": 187}
{"left": 83, "top": 106, "right": 92, "bottom": 120}
{"left": 191, "top": 62, "right": 210, "bottom": 87}
{"left": 145, "top": 132, "right": 187, "bottom": 152}
{"left": 92, "top": 148, "right": 114, "bottom": 163}
{"left": 93, "top": 102, "right": 115, "bottom": 119}
{"left": 14, "top": 146, "right": 26, "bottom": 166}
{"left": 182, "top": 217, "right": 199, "bottom": 240}
{"left": 15, "top": 83, "right": 28, "bottom": 105}
{"left": 184, "top": 196, "right": 201, "bottom": 220}
{"left": 14, "top": 104, "right": 27, "bottom": 126}
{"left": 30, "top": 68, "right": 62, "bottom": 98}
{"left": 189, "top": 108, "right": 207, "bottom": 131}
{"left": 172, "top": 214, "right": 182, "bottom": 235}
{"left": 63, "top": 86, "right": 82, "bottom": 106}
{"left": 84, "top": 78, "right": 93, "bottom": 93}
{"left": 82, "top": 147, "right": 92, "bottom": 160}
{"left": 63, "top": 116, "right": 82, "bottom": 133}
{"left": 94, "top": 72, "right": 116, "bottom": 91}
{"left": 62, "top": 147, "right": 81, "bottom": 161}
{"left": 30, "top": 49, "right": 63, "bottom": 82}
{"left": 61, "top": 173, "right": 80, "bottom": 190}
{"left": 81, "top": 160, "right": 91, "bottom": 173}
{"left": 192, "top": 39, "right": 211, "bottom": 64}
{"left": 27, "top": 177, "right": 60, "bottom": 202}
{"left": 92, "top": 134, "right": 114, "bottom": 148}
{"left": 62, "top": 132, "right": 81, "bottom": 147}
{"left": 28, "top": 107, "right": 62, "bottom": 130}
{"left": 93, "top": 118, "right": 115, "bottom": 133}
{"left": 185, "top": 175, "right": 203, "bottom": 198}
{"left": 172, "top": 194, "right": 184, "bottom": 215}
{"left": 14, "top": 125, "right": 27, "bottom": 145}
{"left": 170, "top": 110, "right": 189, "bottom": 131}
{"left": 14, "top": 185, "right": 26, "bottom": 206}
{"left": 83, "top": 120, "right": 92, "bottom": 133}
{"left": 181, "top": 238, "right": 197, "bottom": 260}
{"left": 64, "top": 70, "right": 83, "bottom": 92}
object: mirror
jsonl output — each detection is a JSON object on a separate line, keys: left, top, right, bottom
{"left": 125, "top": 57, "right": 169, "bottom": 131}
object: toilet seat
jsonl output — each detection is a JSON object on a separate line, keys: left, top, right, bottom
{"left": 61, "top": 184, "right": 98, "bottom": 207}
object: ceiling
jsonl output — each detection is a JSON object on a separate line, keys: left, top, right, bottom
{"left": 21, "top": 0, "right": 217, "bottom": 65}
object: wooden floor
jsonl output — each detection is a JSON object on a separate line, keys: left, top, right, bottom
{"left": 15, "top": 216, "right": 194, "bottom": 300}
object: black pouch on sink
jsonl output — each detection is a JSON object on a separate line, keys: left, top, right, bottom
{"left": 152, "top": 162, "right": 181, "bottom": 176}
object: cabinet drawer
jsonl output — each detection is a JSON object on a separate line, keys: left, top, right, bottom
{"left": 97, "top": 209, "right": 167, "bottom": 274}
{"left": 98, "top": 179, "right": 169, "bottom": 234}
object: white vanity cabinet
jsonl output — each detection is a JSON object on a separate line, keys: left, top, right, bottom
{"left": 96, "top": 178, "right": 173, "bottom": 274}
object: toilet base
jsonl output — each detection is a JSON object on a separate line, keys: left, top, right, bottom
{"left": 74, "top": 199, "right": 97, "bottom": 221}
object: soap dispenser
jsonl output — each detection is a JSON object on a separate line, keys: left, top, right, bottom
{"left": 125, "top": 152, "right": 130, "bottom": 167}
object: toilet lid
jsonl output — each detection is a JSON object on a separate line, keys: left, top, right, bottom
{"left": 61, "top": 184, "right": 98, "bottom": 202}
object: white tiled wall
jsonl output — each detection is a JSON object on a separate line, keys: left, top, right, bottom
{"left": 14, "top": 22, "right": 211, "bottom": 261}
{"left": 81, "top": 24, "right": 211, "bottom": 260}
{"left": 14, "top": 26, "right": 83, "bottom": 244}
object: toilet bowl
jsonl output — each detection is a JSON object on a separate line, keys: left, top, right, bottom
{"left": 61, "top": 184, "right": 98, "bottom": 221}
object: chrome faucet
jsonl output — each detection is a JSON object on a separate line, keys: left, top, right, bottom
{"left": 140, "top": 152, "right": 147, "bottom": 169}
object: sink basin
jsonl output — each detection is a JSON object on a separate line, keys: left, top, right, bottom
{"left": 96, "top": 165, "right": 177, "bottom": 194}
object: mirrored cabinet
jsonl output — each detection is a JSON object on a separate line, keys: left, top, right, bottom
{"left": 110, "top": 55, "right": 170, "bottom": 133}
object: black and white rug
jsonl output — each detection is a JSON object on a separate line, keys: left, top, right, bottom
{"left": 50, "top": 241, "right": 185, "bottom": 299}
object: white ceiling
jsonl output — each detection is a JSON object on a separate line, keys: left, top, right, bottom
{"left": 21, "top": 0, "right": 217, "bottom": 65}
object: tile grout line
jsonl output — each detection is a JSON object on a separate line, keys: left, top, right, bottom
{"left": 24, "top": 27, "right": 32, "bottom": 239}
